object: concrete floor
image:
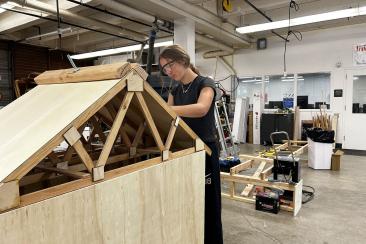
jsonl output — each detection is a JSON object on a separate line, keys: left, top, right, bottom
{"left": 222, "top": 144, "right": 366, "bottom": 244}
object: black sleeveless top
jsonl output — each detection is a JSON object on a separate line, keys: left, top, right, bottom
{"left": 171, "top": 75, "right": 218, "bottom": 143}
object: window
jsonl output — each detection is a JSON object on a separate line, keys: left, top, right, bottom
{"left": 236, "top": 76, "right": 262, "bottom": 106}
{"left": 352, "top": 75, "right": 366, "bottom": 113}
{"left": 297, "top": 73, "right": 330, "bottom": 109}
{"left": 264, "top": 75, "right": 294, "bottom": 109}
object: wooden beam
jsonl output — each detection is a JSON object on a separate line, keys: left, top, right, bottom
{"left": 221, "top": 172, "right": 296, "bottom": 191}
{"left": 240, "top": 161, "right": 266, "bottom": 197}
{"left": 36, "top": 165, "right": 90, "bottom": 179}
{"left": 90, "top": 116, "right": 107, "bottom": 143}
{"left": 165, "top": 117, "right": 180, "bottom": 150}
{"left": 132, "top": 122, "right": 146, "bottom": 147}
{"left": 135, "top": 92, "right": 165, "bottom": 151}
{"left": 239, "top": 154, "right": 273, "bottom": 164}
{"left": 230, "top": 160, "right": 252, "bottom": 175}
{"left": 260, "top": 165, "right": 273, "bottom": 180}
{"left": 63, "top": 127, "right": 95, "bottom": 173}
{"left": 96, "top": 92, "right": 134, "bottom": 167}
{"left": 35, "top": 62, "right": 131, "bottom": 84}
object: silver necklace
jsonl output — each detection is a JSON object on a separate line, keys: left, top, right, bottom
{"left": 181, "top": 81, "right": 193, "bottom": 94}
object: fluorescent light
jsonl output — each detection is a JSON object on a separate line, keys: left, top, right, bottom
{"left": 70, "top": 40, "right": 173, "bottom": 60}
{"left": 237, "top": 6, "right": 366, "bottom": 34}
{"left": 0, "top": 2, "right": 20, "bottom": 14}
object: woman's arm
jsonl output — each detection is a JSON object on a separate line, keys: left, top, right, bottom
{"left": 171, "top": 87, "right": 214, "bottom": 118}
{"left": 167, "top": 93, "right": 174, "bottom": 106}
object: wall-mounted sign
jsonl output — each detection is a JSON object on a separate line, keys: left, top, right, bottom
{"left": 334, "top": 89, "right": 343, "bottom": 97}
{"left": 353, "top": 44, "right": 366, "bottom": 66}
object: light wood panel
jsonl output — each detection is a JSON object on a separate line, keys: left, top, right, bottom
{"left": 0, "top": 152, "right": 205, "bottom": 244}
{"left": 0, "top": 79, "right": 123, "bottom": 183}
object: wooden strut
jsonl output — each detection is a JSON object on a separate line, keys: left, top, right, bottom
{"left": 17, "top": 147, "right": 199, "bottom": 210}
{"left": 96, "top": 92, "right": 134, "bottom": 168}
{"left": 63, "top": 127, "right": 94, "bottom": 173}
{"left": 135, "top": 92, "right": 165, "bottom": 152}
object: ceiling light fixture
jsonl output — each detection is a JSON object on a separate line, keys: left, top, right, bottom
{"left": 70, "top": 40, "right": 174, "bottom": 60}
{"left": 236, "top": 6, "right": 366, "bottom": 34}
{"left": 0, "top": 1, "right": 20, "bottom": 14}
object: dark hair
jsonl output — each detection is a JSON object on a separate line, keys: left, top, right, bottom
{"left": 160, "top": 44, "right": 200, "bottom": 75}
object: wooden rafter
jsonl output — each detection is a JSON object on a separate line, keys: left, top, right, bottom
{"left": 135, "top": 92, "right": 165, "bottom": 151}
{"left": 165, "top": 117, "right": 180, "bottom": 151}
{"left": 96, "top": 92, "right": 134, "bottom": 167}
{"left": 90, "top": 116, "right": 107, "bottom": 143}
{"left": 132, "top": 122, "right": 146, "bottom": 147}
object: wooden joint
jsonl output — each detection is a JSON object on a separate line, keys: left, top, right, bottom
{"left": 130, "top": 147, "right": 137, "bottom": 157}
{"left": 127, "top": 71, "right": 144, "bottom": 91}
{"left": 92, "top": 166, "right": 105, "bottom": 181}
{"left": 195, "top": 138, "right": 205, "bottom": 152}
{"left": 0, "top": 180, "right": 20, "bottom": 212}
{"left": 162, "top": 150, "right": 170, "bottom": 161}
{"left": 64, "top": 126, "right": 82, "bottom": 146}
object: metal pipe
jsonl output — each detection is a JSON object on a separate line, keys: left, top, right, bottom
{"left": 202, "top": 50, "right": 233, "bottom": 58}
{"left": 0, "top": 6, "right": 141, "bottom": 43}
{"left": 9, "top": 0, "right": 147, "bottom": 41}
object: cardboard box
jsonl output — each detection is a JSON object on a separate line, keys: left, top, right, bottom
{"left": 331, "top": 150, "right": 344, "bottom": 171}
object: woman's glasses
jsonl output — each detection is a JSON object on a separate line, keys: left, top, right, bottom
{"left": 161, "top": 60, "right": 176, "bottom": 73}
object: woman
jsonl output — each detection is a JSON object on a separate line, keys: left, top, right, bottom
{"left": 159, "top": 44, "right": 223, "bottom": 244}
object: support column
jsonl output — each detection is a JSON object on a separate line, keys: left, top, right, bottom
{"left": 174, "top": 17, "right": 195, "bottom": 65}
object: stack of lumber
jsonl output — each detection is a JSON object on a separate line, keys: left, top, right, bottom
{"left": 312, "top": 106, "right": 333, "bottom": 130}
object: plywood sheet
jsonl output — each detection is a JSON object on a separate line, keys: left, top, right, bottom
{"left": 0, "top": 151, "right": 205, "bottom": 244}
{"left": 0, "top": 79, "right": 121, "bottom": 183}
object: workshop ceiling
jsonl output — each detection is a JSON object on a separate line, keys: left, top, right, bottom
{"left": 0, "top": 0, "right": 365, "bottom": 54}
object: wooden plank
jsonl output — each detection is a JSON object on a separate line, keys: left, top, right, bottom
{"left": 164, "top": 118, "right": 179, "bottom": 150}
{"left": 90, "top": 116, "right": 107, "bottom": 143}
{"left": 132, "top": 122, "right": 146, "bottom": 147}
{"left": 119, "top": 125, "right": 132, "bottom": 147}
{"left": 47, "top": 151, "right": 62, "bottom": 164}
{"left": 0, "top": 180, "right": 20, "bottom": 212}
{"left": 2, "top": 79, "right": 126, "bottom": 182}
{"left": 293, "top": 179, "right": 303, "bottom": 216}
{"left": 73, "top": 140, "right": 95, "bottom": 173}
{"left": 240, "top": 161, "right": 266, "bottom": 197}
{"left": 36, "top": 165, "right": 90, "bottom": 179}
{"left": 260, "top": 165, "right": 273, "bottom": 180}
{"left": 135, "top": 92, "right": 165, "bottom": 151}
{"left": 1, "top": 151, "right": 205, "bottom": 243}
{"left": 239, "top": 154, "right": 273, "bottom": 164}
{"left": 35, "top": 62, "right": 131, "bottom": 84}
{"left": 96, "top": 92, "right": 134, "bottom": 167}
{"left": 230, "top": 160, "right": 252, "bottom": 174}
{"left": 221, "top": 172, "right": 296, "bottom": 191}
{"left": 293, "top": 144, "right": 308, "bottom": 155}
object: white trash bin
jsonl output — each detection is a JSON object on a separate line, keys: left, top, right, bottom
{"left": 307, "top": 138, "right": 333, "bottom": 169}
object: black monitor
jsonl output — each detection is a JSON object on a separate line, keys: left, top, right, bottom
{"left": 268, "top": 101, "right": 283, "bottom": 109}
{"left": 297, "top": 96, "right": 308, "bottom": 109}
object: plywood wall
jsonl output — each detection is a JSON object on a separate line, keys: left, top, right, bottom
{"left": 0, "top": 151, "right": 205, "bottom": 244}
